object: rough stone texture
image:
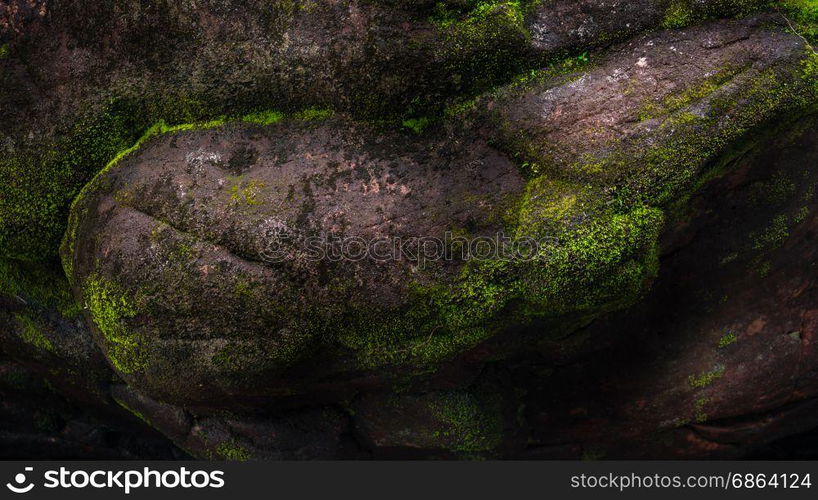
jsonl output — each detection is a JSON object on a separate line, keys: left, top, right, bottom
{"left": 483, "top": 15, "right": 813, "bottom": 201}
{"left": 63, "top": 118, "right": 524, "bottom": 405}
{"left": 110, "top": 385, "right": 362, "bottom": 460}
{"left": 2, "top": 0, "right": 818, "bottom": 460}
{"left": 525, "top": 0, "right": 767, "bottom": 55}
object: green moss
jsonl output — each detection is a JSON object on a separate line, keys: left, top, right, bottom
{"left": 639, "top": 67, "right": 741, "bottom": 121}
{"left": 242, "top": 110, "right": 285, "bottom": 125}
{"left": 2, "top": 99, "right": 150, "bottom": 262}
{"left": 292, "top": 107, "right": 334, "bottom": 121}
{"left": 661, "top": 0, "right": 768, "bottom": 30}
{"left": 662, "top": 1, "right": 694, "bottom": 29}
{"left": 693, "top": 397, "right": 709, "bottom": 423}
{"left": 402, "top": 117, "right": 431, "bottom": 134}
{"left": 718, "top": 331, "right": 737, "bottom": 348}
{"left": 431, "top": 0, "right": 530, "bottom": 104}
{"left": 429, "top": 392, "right": 502, "bottom": 453}
{"left": 0, "top": 43, "right": 9, "bottom": 59}
{"left": 752, "top": 214, "right": 790, "bottom": 250}
{"left": 0, "top": 259, "right": 81, "bottom": 319}
{"left": 83, "top": 274, "right": 143, "bottom": 374}
{"left": 781, "top": 0, "right": 818, "bottom": 46}
{"left": 688, "top": 365, "right": 726, "bottom": 388}
{"left": 215, "top": 440, "right": 251, "bottom": 461}
{"left": 228, "top": 179, "right": 266, "bottom": 206}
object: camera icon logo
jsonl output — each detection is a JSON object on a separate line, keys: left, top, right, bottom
{"left": 6, "top": 467, "right": 35, "bottom": 494}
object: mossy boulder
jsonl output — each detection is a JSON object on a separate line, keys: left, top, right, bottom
{"left": 62, "top": 115, "right": 526, "bottom": 404}
{"left": 61, "top": 18, "right": 816, "bottom": 407}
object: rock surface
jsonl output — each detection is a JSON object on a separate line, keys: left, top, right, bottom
{"left": 2, "top": 0, "right": 818, "bottom": 459}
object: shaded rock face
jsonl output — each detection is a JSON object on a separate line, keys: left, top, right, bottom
{"left": 2, "top": 0, "right": 818, "bottom": 460}
{"left": 516, "top": 114, "right": 818, "bottom": 459}
{"left": 0, "top": 358, "right": 185, "bottom": 459}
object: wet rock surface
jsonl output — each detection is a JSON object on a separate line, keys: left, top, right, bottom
{"left": 2, "top": 0, "right": 818, "bottom": 459}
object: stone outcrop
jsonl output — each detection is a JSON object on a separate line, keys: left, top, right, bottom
{"left": 2, "top": 0, "right": 818, "bottom": 459}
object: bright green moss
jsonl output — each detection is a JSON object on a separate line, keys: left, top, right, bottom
{"left": 242, "top": 110, "right": 285, "bottom": 125}
{"left": 402, "top": 117, "right": 431, "bottom": 134}
{"left": 718, "top": 331, "right": 738, "bottom": 348}
{"left": 292, "top": 107, "right": 334, "bottom": 121}
{"left": 228, "top": 179, "right": 266, "bottom": 206}
{"left": 337, "top": 293, "right": 496, "bottom": 370}
{"left": 781, "top": 0, "right": 818, "bottom": 46}
{"left": 693, "top": 397, "right": 710, "bottom": 422}
{"left": 113, "top": 396, "right": 151, "bottom": 426}
{"left": 83, "top": 274, "right": 143, "bottom": 374}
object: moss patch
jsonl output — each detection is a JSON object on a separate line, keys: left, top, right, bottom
{"left": 83, "top": 274, "right": 143, "bottom": 374}
{"left": 688, "top": 365, "right": 726, "bottom": 388}
{"left": 215, "top": 440, "right": 252, "bottom": 461}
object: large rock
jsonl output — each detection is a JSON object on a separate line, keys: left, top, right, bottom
{"left": 0, "top": 0, "right": 529, "bottom": 261}
{"left": 3, "top": 2, "right": 818, "bottom": 459}
{"left": 62, "top": 18, "right": 817, "bottom": 411}
{"left": 62, "top": 116, "right": 526, "bottom": 405}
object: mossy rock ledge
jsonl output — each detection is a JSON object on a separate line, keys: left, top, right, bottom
{"left": 61, "top": 17, "right": 818, "bottom": 407}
